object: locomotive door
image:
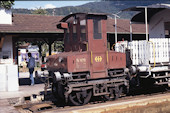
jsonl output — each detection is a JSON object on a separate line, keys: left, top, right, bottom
{"left": 87, "top": 18, "right": 108, "bottom": 79}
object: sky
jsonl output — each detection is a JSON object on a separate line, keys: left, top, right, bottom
{"left": 13, "top": 1, "right": 96, "bottom": 9}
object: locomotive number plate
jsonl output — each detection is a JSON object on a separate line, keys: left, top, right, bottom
{"left": 76, "top": 58, "right": 87, "bottom": 69}
{"left": 95, "top": 56, "right": 102, "bottom": 62}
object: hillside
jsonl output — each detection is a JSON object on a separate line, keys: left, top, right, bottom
{"left": 12, "top": 1, "right": 170, "bottom": 19}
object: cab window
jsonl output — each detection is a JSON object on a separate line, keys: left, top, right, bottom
{"left": 73, "top": 25, "right": 77, "bottom": 41}
{"left": 80, "top": 19, "right": 86, "bottom": 41}
{"left": 64, "top": 29, "right": 69, "bottom": 43}
{"left": 93, "top": 19, "right": 102, "bottom": 39}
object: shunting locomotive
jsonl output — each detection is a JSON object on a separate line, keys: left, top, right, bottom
{"left": 36, "top": 12, "right": 170, "bottom": 106}
{"left": 36, "top": 13, "right": 129, "bottom": 105}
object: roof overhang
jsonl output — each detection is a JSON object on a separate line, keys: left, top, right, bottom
{"left": 122, "top": 4, "right": 170, "bottom": 23}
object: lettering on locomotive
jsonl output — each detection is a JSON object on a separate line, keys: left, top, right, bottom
{"left": 76, "top": 58, "right": 87, "bottom": 69}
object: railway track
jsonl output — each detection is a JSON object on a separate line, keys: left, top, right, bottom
{"left": 10, "top": 86, "right": 170, "bottom": 113}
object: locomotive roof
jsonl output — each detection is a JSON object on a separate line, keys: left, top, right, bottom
{"left": 123, "top": 3, "right": 170, "bottom": 23}
{"left": 60, "top": 13, "right": 108, "bottom": 22}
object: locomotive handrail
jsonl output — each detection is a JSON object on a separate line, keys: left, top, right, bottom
{"left": 86, "top": 43, "right": 88, "bottom": 51}
{"left": 106, "top": 51, "right": 109, "bottom": 64}
{"left": 111, "top": 43, "right": 116, "bottom": 50}
{"left": 91, "top": 51, "right": 93, "bottom": 64}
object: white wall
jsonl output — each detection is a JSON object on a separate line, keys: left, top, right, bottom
{"left": 7, "top": 65, "right": 19, "bottom": 91}
{"left": 0, "top": 8, "right": 12, "bottom": 25}
{"left": 0, "top": 9, "right": 19, "bottom": 92}
{"left": 0, "top": 65, "right": 7, "bottom": 91}
{"left": 149, "top": 9, "right": 170, "bottom": 38}
{"left": 0, "top": 65, "right": 19, "bottom": 91}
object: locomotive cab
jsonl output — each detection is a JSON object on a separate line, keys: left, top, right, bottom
{"left": 61, "top": 13, "right": 109, "bottom": 78}
{"left": 45, "top": 13, "right": 128, "bottom": 106}
{"left": 48, "top": 13, "right": 126, "bottom": 78}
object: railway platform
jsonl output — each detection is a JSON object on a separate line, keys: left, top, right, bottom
{"left": 0, "top": 84, "right": 44, "bottom": 113}
{"left": 47, "top": 93, "right": 170, "bottom": 113}
{"left": 0, "top": 72, "right": 170, "bottom": 113}
{"left": 0, "top": 72, "right": 45, "bottom": 113}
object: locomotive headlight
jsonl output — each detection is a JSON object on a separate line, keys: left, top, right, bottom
{"left": 45, "top": 58, "right": 48, "bottom": 63}
{"left": 58, "top": 57, "right": 63, "bottom": 63}
{"left": 54, "top": 63, "right": 58, "bottom": 66}
{"left": 54, "top": 72, "right": 61, "bottom": 81}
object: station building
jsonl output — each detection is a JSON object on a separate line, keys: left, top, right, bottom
{"left": 123, "top": 4, "right": 170, "bottom": 64}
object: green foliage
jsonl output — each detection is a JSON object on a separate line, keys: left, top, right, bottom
{"left": 15, "top": 41, "right": 26, "bottom": 47}
{"left": 42, "top": 43, "right": 48, "bottom": 56}
{"left": 40, "top": 41, "right": 64, "bottom": 56}
{"left": 0, "top": 1, "right": 14, "bottom": 10}
{"left": 52, "top": 41, "right": 64, "bottom": 52}
{"left": 31, "top": 7, "right": 48, "bottom": 15}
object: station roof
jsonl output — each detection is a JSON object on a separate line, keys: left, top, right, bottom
{"left": 0, "top": 13, "right": 146, "bottom": 34}
{"left": 123, "top": 4, "right": 170, "bottom": 23}
{"left": 107, "top": 18, "right": 146, "bottom": 34}
{"left": 0, "top": 14, "right": 63, "bottom": 33}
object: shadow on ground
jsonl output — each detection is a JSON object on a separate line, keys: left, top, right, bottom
{"left": 19, "top": 77, "right": 46, "bottom": 85}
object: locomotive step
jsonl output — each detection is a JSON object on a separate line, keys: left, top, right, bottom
{"left": 151, "top": 69, "right": 170, "bottom": 72}
{"left": 155, "top": 81, "right": 170, "bottom": 85}
{"left": 109, "top": 73, "right": 125, "bottom": 77}
{"left": 152, "top": 75, "right": 170, "bottom": 79}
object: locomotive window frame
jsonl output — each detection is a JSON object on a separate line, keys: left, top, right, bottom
{"left": 80, "top": 19, "right": 87, "bottom": 42}
{"left": 93, "top": 19, "right": 102, "bottom": 40}
{"left": 73, "top": 24, "right": 77, "bottom": 42}
{"left": 64, "top": 29, "right": 69, "bottom": 43}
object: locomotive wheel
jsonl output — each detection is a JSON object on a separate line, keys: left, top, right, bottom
{"left": 69, "top": 90, "right": 92, "bottom": 106}
{"left": 104, "top": 87, "right": 123, "bottom": 101}
{"left": 52, "top": 82, "right": 65, "bottom": 104}
{"left": 52, "top": 83, "right": 59, "bottom": 98}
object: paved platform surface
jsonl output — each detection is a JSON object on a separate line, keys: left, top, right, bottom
{"left": 0, "top": 84, "right": 44, "bottom": 99}
{"left": 0, "top": 99, "right": 20, "bottom": 113}
{"left": 0, "top": 72, "right": 44, "bottom": 99}
{"left": 0, "top": 72, "right": 45, "bottom": 113}
{"left": 1, "top": 72, "right": 170, "bottom": 113}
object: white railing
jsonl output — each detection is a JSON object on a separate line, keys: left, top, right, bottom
{"left": 115, "top": 38, "right": 170, "bottom": 65}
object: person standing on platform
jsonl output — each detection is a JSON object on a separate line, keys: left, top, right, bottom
{"left": 27, "top": 52, "right": 35, "bottom": 86}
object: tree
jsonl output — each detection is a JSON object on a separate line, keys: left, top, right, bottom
{"left": 0, "top": 1, "right": 14, "bottom": 10}
{"left": 42, "top": 43, "right": 49, "bottom": 56}
{"left": 31, "top": 7, "right": 48, "bottom": 15}
{"left": 52, "top": 41, "right": 64, "bottom": 52}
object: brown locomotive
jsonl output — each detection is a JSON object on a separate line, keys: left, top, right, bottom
{"left": 45, "top": 13, "right": 128, "bottom": 105}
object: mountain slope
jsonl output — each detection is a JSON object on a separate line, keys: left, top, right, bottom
{"left": 12, "top": 1, "right": 170, "bottom": 19}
